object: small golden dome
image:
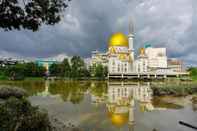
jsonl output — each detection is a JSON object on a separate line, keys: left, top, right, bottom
{"left": 109, "top": 32, "right": 129, "bottom": 47}
{"left": 139, "top": 48, "right": 145, "bottom": 55}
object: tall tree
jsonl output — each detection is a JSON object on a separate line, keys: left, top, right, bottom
{"left": 49, "top": 63, "right": 61, "bottom": 76}
{"left": 0, "top": 0, "right": 71, "bottom": 31}
{"left": 62, "top": 58, "right": 71, "bottom": 77}
{"left": 94, "top": 64, "right": 108, "bottom": 79}
{"left": 70, "top": 56, "right": 87, "bottom": 78}
{"left": 24, "top": 62, "right": 37, "bottom": 76}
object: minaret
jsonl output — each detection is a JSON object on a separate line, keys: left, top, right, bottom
{"left": 128, "top": 20, "right": 135, "bottom": 61}
{"left": 128, "top": 99, "right": 135, "bottom": 131}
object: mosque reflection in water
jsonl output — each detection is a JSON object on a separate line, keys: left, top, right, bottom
{"left": 91, "top": 82, "right": 153, "bottom": 130}
{"left": 32, "top": 80, "right": 184, "bottom": 130}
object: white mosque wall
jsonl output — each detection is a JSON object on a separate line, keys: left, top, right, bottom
{"left": 108, "top": 56, "right": 131, "bottom": 74}
{"left": 145, "top": 47, "right": 168, "bottom": 69}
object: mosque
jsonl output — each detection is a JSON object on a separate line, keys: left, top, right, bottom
{"left": 91, "top": 24, "right": 189, "bottom": 79}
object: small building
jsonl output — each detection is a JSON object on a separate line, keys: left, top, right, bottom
{"left": 145, "top": 47, "right": 168, "bottom": 69}
{"left": 168, "top": 58, "right": 183, "bottom": 72}
{"left": 36, "top": 60, "right": 58, "bottom": 75}
{"left": 91, "top": 50, "right": 108, "bottom": 67}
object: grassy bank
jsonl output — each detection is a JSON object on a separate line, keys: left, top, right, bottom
{"left": 151, "top": 82, "right": 197, "bottom": 96}
{"left": 24, "top": 77, "right": 45, "bottom": 81}
{"left": 191, "top": 75, "right": 197, "bottom": 81}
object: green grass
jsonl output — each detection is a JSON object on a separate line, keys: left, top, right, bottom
{"left": 0, "top": 75, "right": 8, "bottom": 80}
{"left": 151, "top": 82, "right": 197, "bottom": 96}
{"left": 191, "top": 75, "right": 197, "bottom": 81}
{"left": 24, "top": 77, "right": 45, "bottom": 81}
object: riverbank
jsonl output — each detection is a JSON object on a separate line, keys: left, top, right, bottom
{"left": 151, "top": 82, "right": 197, "bottom": 96}
{"left": 0, "top": 86, "right": 83, "bottom": 131}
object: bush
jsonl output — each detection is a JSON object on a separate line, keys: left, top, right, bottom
{"left": 152, "top": 83, "right": 197, "bottom": 96}
{"left": 0, "top": 86, "right": 27, "bottom": 99}
{"left": 0, "top": 97, "right": 52, "bottom": 131}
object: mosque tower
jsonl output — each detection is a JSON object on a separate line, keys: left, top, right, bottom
{"left": 128, "top": 20, "right": 135, "bottom": 61}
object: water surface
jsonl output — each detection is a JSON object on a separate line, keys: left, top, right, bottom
{"left": 0, "top": 80, "right": 197, "bottom": 131}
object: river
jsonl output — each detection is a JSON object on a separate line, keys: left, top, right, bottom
{"left": 0, "top": 80, "right": 197, "bottom": 131}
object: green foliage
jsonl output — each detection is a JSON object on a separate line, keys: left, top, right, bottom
{"left": 0, "top": 97, "right": 51, "bottom": 131}
{"left": 70, "top": 56, "right": 90, "bottom": 78}
{"left": 0, "top": 0, "right": 71, "bottom": 31}
{"left": 5, "top": 64, "right": 26, "bottom": 80}
{"left": 152, "top": 82, "right": 197, "bottom": 96}
{"left": 24, "top": 62, "right": 46, "bottom": 77}
{"left": 0, "top": 63, "right": 46, "bottom": 80}
{"left": 92, "top": 64, "right": 108, "bottom": 79}
{"left": 62, "top": 58, "right": 71, "bottom": 77}
{"left": 49, "top": 58, "right": 72, "bottom": 77}
{"left": 49, "top": 63, "right": 61, "bottom": 76}
{"left": 0, "top": 57, "right": 106, "bottom": 79}
{"left": 188, "top": 67, "right": 197, "bottom": 80}
{"left": 49, "top": 81, "right": 90, "bottom": 103}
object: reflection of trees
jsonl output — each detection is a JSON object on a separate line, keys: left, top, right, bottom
{"left": 152, "top": 97, "right": 183, "bottom": 109}
{"left": 49, "top": 81, "right": 90, "bottom": 104}
{"left": 192, "top": 96, "right": 197, "bottom": 111}
{"left": 0, "top": 81, "right": 45, "bottom": 96}
{"left": 89, "top": 81, "right": 107, "bottom": 97}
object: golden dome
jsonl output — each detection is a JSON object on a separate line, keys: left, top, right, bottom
{"left": 139, "top": 48, "right": 145, "bottom": 55}
{"left": 108, "top": 112, "right": 129, "bottom": 127}
{"left": 109, "top": 32, "right": 129, "bottom": 47}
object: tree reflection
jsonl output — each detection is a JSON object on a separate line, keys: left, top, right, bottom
{"left": 192, "top": 96, "right": 197, "bottom": 111}
{"left": 0, "top": 80, "right": 45, "bottom": 96}
{"left": 49, "top": 81, "right": 90, "bottom": 104}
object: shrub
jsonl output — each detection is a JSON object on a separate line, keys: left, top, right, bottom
{"left": 0, "top": 97, "right": 52, "bottom": 131}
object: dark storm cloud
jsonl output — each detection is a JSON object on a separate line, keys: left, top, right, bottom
{"left": 0, "top": 0, "right": 196, "bottom": 65}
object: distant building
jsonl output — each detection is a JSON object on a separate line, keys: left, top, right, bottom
{"left": 91, "top": 50, "right": 108, "bottom": 67}
{"left": 0, "top": 58, "right": 20, "bottom": 67}
{"left": 145, "top": 47, "right": 168, "bottom": 69}
{"left": 168, "top": 58, "right": 183, "bottom": 72}
{"left": 36, "top": 60, "right": 58, "bottom": 75}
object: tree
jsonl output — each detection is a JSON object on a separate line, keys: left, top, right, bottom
{"left": 94, "top": 64, "right": 108, "bottom": 79}
{"left": 35, "top": 65, "right": 46, "bottom": 77}
{"left": 70, "top": 56, "right": 87, "bottom": 78}
{"left": 24, "top": 62, "right": 37, "bottom": 76}
{"left": 23, "top": 62, "right": 46, "bottom": 77}
{"left": 103, "top": 66, "right": 108, "bottom": 77}
{"left": 5, "top": 64, "right": 26, "bottom": 80}
{"left": 0, "top": 0, "right": 71, "bottom": 31}
{"left": 62, "top": 58, "right": 71, "bottom": 77}
{"left": 95, "top": 64, "right": 104, "bottom": 78}
{"left": 49, "top": 63, "right": 61, "bottom": 76}
{"left": 188, "top": 67, "right": 197, "bottom": 75}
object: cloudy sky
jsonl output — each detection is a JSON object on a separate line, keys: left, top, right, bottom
{"left": 0, "top": 0, "right": 197, "bottom": 65}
